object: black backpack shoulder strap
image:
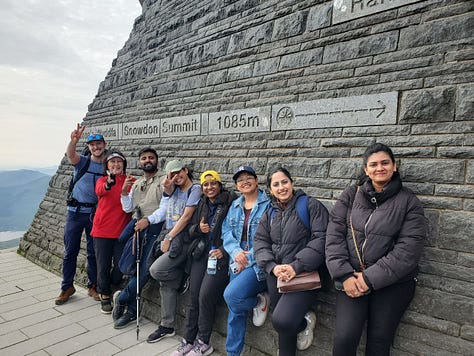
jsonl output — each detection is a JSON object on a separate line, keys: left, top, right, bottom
{"left": 68, "top": 156, "right": 91, "bottom": 193}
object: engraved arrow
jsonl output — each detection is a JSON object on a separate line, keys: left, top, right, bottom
{"left": 296, "top": 100, "right": 386, "bottom": 119}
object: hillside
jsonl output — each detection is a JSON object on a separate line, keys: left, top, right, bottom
{"left": 0, "top": 170, "right": 51, "bottom": 231}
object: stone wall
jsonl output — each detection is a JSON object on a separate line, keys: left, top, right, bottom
{"left": 20, "top": 0, "right": 473, "bottom": 355}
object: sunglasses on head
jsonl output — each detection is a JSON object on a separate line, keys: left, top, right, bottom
{"left": 87, "top": 134, "right": 104, "bottom": 142}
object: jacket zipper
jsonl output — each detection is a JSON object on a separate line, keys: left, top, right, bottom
{"left": 361, "top": 197, "right": 378, "bottom": 263}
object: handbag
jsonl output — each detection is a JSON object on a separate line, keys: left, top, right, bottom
{"left": 277, "top": 271, "right": 321, "bottom": 293}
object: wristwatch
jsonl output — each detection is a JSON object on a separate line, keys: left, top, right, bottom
{"left": 165, "top": 234, "right": 172, "bottom": 241}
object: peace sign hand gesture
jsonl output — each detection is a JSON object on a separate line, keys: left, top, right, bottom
{"left": 71, "top": 123, "right": 86, "bottom": 144}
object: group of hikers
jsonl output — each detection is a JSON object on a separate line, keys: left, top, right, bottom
{"left": 54, "top": 123, "right": 427, "bottom": 356}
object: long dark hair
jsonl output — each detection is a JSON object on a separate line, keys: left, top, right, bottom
{"left": 266, "top": 166, "right": 294, "bottom": 188}
{"left": 357, "top": 143, "right": 396, "bottom": 185}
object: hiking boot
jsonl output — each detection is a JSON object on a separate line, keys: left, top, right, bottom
{"left": 112, "top": 290, "right": 124, "bottom": 321}
{"left": 170, "top": 339, "right": 195, "bottom": 356}
{"left": 187, "top": 339, "right": 214, "bottom": 356}
{"left": 252, "top": 292, "right": 269, "bottom": 326}
{"left": 178, "top": 274, "right": 190, "bottom": 295}
{"left": 114, "top": 312, "right": 136, "bottom": 329}
{"left": 55, "top": 286, "right": 76, "bottom": 305}
{"left": 146, "top": 325, "right": 175, "bottom": 343}
{"left": 88, "top": 285, "right": 100, "bottom": 301}
{"left": 100, "top": 295, "right": 112, "bottom": 314}
{"left": 297, "top": 310, "right": 316, "bottom": 350}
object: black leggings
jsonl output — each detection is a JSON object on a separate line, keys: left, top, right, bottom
{"left": 267, "top": 273, "right": 317, "bottom": 356}
{"left": 333, "top": 278, "right": 416, "bottom": 356}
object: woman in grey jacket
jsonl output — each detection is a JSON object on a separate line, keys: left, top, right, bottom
{"left": 325, "top": 143, "right": 427, "bottom": 356}
{"left": 254, "top": 167, "right": 329, "bottom": 356}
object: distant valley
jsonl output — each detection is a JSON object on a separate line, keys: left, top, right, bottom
{"left": 0, "top": 169, "right": 54, "bottom": 232}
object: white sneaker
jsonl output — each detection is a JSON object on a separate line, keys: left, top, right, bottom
{"left": 170, "top": 339, "right": 195, "bottom": 356}
{"left": 252, "top": 292, "right": 270, "bottom": 326}
{"left": 297, "top": 311, "right": 316, "bottom": 350}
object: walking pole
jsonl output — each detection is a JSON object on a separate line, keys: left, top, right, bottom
{"left": 135, "top": 230, "right": 141, "bottom": 340}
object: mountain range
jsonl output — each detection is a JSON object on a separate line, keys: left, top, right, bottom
{"left": 0, "top": 169, "right": 53, "bottom": 231}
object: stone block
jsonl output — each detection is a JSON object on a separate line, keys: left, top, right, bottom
{"left": 400, "top": 87, "right": 456, "bottom": 123}
{"left": 272, "top": 11, "right": 305, "bottom": 41}
{"left": 279, "top": 47, "right": 323, "bottom": 71}
{"left": 438, "top": 211, "right": 474, "bottom": 252}
{"left": 399, "top": 12, "right": 474, "bottom": 49}
{"left": 253, "top": 57, "right": 279, "bottom": 76}
{"left": 328, "top": 159, "right": 361, "bottom": 179}
{"left": 461, "top": 324, "right": 474, "bottom": 342}
{"left": 323, "top": 31, "right": 398, "bottom": 64}
{"left": 267, "top": 157, "right": 331, "bottom": 178}
{"left": 401, "top": 159, "right": 464, "bottom": 184}
{"left": 227, "top": 63, "right": 254, "bottom": 81}
{"left": 456, "top": 84, "right": 474, "bottom": 121}
{"left": 307, "top": 2, "right": 332, "bottom": 31}
{"left": 411, "top": 288, "right": 473, "bottom": 325}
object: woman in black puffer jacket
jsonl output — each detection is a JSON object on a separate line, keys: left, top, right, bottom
{"left": 255, "top": 167, "right": 329, "bottom": 356}
{"left": 325, "top": 143, "right": 427, "bottom": 356}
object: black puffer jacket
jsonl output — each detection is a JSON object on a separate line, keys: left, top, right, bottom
{"left": 325, "top": 173, "right": 427, "bottom": 290}
{"left": 188, "top": 188, "right": 237, "bottom": 267}
{"left": 254, "top": 189, "right": 329, "bottom": 275}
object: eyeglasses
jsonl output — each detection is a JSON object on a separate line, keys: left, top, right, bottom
{"left": 87, "top": 134, "right": 104, "bottom": 142}
{"left": 236, "top": 176, "right": 255, "bottom": 184}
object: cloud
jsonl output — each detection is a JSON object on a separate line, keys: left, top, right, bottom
{"left": 0, "top": 0, "right": 141, "bottom": 169}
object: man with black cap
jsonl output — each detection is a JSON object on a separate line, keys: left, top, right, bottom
{"left": 55, "top": 124, "right": 107, "bottom": 305}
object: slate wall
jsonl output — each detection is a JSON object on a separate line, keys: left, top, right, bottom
{"left": 20, "top": 0, "right": 473, "bottom": 355}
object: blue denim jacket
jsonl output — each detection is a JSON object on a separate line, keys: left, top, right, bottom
{"left": 222, "top": 188, "right": 270, "bottom": 281}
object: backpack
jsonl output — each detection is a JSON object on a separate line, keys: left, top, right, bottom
{"left": 66, "top": 146, "right": 91, "bottom": 205}
{"left": 268, "top": 195, "right": 310, "bottom": 230}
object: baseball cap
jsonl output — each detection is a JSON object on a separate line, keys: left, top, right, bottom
{"left": 86, "top": 133, "right": 105, "bottom": 143}
{"left": 232, "top": 165, "right": 257, "bottom": 181}
{"left": 165, "top": 159, "right": 185, "bottom": 174}
{"left": 200, "top": 170, "right": 221, "bottom": 185}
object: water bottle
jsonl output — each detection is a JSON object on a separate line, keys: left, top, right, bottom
{"left": 207, "top": 246, "right": 217, "bottom": 275}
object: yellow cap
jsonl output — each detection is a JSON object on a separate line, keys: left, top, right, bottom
{"left": 200, "top": 170, "right": 221, "bottom": 185}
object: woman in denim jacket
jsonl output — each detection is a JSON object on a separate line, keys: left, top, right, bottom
{"left": 222, "top": 166, "right": 270, "bottom": 356}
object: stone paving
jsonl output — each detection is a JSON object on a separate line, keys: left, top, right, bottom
{"left": 0, "top": 248, "right": 183, "bottom": 356}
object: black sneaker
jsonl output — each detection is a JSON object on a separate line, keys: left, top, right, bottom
{"left": 114, "top": 312, "right": 136, "bottom": 329}
{"left": 147, "top": 325, "right": 175, "bottom": 343}
{"left": 112, "top": 290, "right": 124, "bottom": 321}
{"left": 100, "top": 297, "right": 112, "bottom": 314}
{"left": 177, "top": 274, "right": 190, "bottom": 295}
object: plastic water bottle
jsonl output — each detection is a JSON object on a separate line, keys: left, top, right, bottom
{"left": 207, "top": 246, "right": 217, "bottom": 275}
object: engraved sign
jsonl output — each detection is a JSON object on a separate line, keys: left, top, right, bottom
{"left": 121, "top": 120, "right": 160, "bottom": 139}
{"left": 271, "top": 92, "right": 398, "bottom": 130}
{"left": 333, "top": 0, "right": 421, "bottom": 24}
{"left": 161, "top": 114, "right": 201, "bottom": 137}
{"left": 208, "top": 107, "right": 271, "bottom": 135}
{"left": 83, "top": 124, "right": 119, "bottom": 141}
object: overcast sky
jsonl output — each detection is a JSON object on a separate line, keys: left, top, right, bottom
{"left": 0, "top": 0, "right": 142, "bottom": 170}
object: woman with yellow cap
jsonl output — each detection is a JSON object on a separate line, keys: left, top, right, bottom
{"left": 170, "top": 170, "right": 237, "bottom": 356}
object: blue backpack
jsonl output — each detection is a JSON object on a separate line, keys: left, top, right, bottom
{"left": 268, "top": 195, "right": 310, "bottom": 230}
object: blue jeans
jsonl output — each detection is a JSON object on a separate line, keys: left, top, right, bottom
{"left": 61, "top": 210, "right": 97, "bottom": 290}
{"left": 118, "top": 223, "right": 162, "bottom": 315}
{"left": 223, "top": 266, "right": 267, "bottom": 356}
